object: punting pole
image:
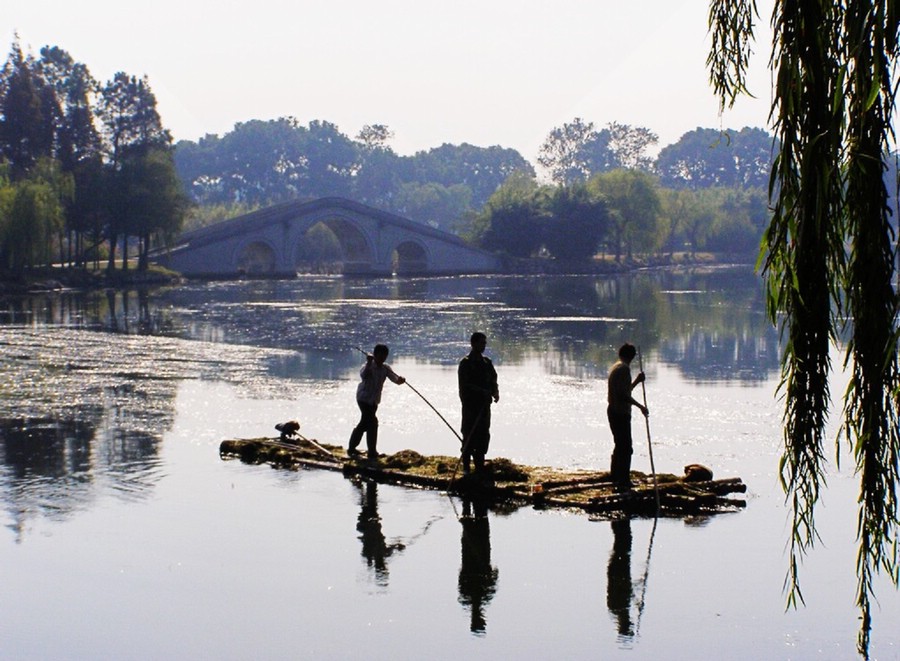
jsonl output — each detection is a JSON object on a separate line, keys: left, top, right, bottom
{"left": 635, "top": 516, "right": 658, "bottom": 636}
{"left": 637, "top": 346, "right": 660, "bottom": 514}
{"left": 295, "top": 430, "right": 339, "bottom": 462}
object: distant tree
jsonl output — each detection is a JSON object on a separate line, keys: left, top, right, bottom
{"left": 705, "top": 187, "right": 770, "bottom": 256}
{"left": 481, "top": 197, "right": 548, "bottom": 257}
{"left": 352, "top": 145, "right": 407, "bottom": 209}
{"left": 537, "top": 117, "right": 599, "bottom": 185}
{"left": 356, "top": 124, "right": 393, "bottom": 151}
{"left": 477, "top": 171, "right": 547, "bottom": 256}
{"left": 97, "top": 72, "right": 173, "bottom": 271}
{"left": 300, "top": 120, "right": 357, "bottom": 198}
{"left": 542, "top": 183, "right": 609, "bottom": 261}
{"left": 607, "top": 121, "right": 659, "bottom": 171}
{"left": 175, "top": 118, "right": 358, "bottom": 207}
{"left": 588, "top": 169, "right": 661, "bottom": 261}
{"left": 116, "top": 147, "right": 187, "bottom": 270}
{"left": 408, "top": 143, "right": 533, "bottom": 210}
{"left": 655, "top": 126, "right": 774, "bottom": 189}
{"left": 393, "top": 181, "right": 472, "bottom": 232}
{"left": 0, "top": 41, "right": 53, "bottom": 179}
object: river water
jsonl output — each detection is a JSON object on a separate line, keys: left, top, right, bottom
{"left": 1, "top": 267, "right": 898, "bottom": 660}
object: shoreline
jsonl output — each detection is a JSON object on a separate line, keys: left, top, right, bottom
{"left": 0, "top": 254, "right": 754, "bottom": 295}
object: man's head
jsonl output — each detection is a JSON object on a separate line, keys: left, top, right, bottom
{"left": 618, "top": 342, "right": 637, "bottom": 362}
{"left": 373, "top": 344, "right": 389, "bottom": 364}
{"left": 470, "top": 332, "right": 487, "bottom": 354}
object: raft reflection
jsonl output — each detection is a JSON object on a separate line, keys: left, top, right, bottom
{"left": 458, "top": 498, "right": 498, "bottom": 635}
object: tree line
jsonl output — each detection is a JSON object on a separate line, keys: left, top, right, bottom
{"left": 1, "top": 36, "right": 780, "bottom": 276}
{"left": 0, "top": 38, "right": 186, "bottom": 275}
{"left": 176, "top": 115, "right": 776, "bottom": 263}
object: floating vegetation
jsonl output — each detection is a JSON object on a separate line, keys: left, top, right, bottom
{"left": 219, "top": 437, "right": 747, "bottom": 518}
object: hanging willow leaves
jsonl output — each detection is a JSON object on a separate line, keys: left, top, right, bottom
{"left": 708, "top": 0, "right": 900, "bottom": 656}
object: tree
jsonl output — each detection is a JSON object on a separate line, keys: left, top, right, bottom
{"left": 476, "top": 171, "right": 547, "bottom": 256}
{"left": 393, "top": 181, "right": 472, "bottom": 232}
{"left": 710, "top": 1, "right": 900, "bottom": 653}
{"left": 97, "top": 72, "right": 173, "bottom": 272}
{"left": 588, "top": 169, "right": 661, "bottom": 261}
{"left": 607, "top": 121, "right": 659, "bottom": 171}
{"left": 117, "top": 147, "right": 187, "bottom": 271}
{"left": 655, "top": 126, "right": 774, "bottom": 189}
{"left": 356, "top": 124, "right": 393, "bottom": 151}
{"left": 537, "top": 117, "right": 600, "bottom": 185}
{"left": 408, "top": 142, "right": 534, "bottom": 210}
{"left": 542, "top": 183, "right": 609, "bottom": 261}
{"left": 36, "top": 47, "right": 103, "bottom": 266}
{"left": 299, "top": 120, "right": 357, "bottom": 198}
{"left": 0, "top": 41, "right": 53, "bottom": 180}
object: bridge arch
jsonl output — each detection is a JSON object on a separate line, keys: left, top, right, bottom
{"left": 392, "top": 240, "right": 429, "bottom": 275}
{"left": 235, "top": 240, "right": 278, "bottom": 275}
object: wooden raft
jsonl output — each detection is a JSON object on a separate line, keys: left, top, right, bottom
{"left": 218, "top": 437, "right": 747, "bottom": 518}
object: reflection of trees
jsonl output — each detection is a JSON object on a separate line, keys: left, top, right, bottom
{"left": 0, "top": 412, "right": 164, "bottom": 542}
{"left": 0, "top": 267, "right": 779, "bottom": 382}
{"left": 355, "top": 480, "right": 405, "bottom": 586}
{"left": 0, "top": 289, "right": 177, "bottom": 336}
{"left": 0, "top": 328, "right": 192, "bottom": 541}
{"left": 458, "top": 498, "right": 498, "bottom": 635}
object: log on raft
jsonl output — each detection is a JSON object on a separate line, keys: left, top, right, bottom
{"left": 218, "top": 437, "right": 747, "bottom": 518}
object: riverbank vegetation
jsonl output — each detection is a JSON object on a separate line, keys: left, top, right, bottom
{"left": 1, "top": 36, "right": 786, "bottom": 283}
{"left": 0, "top": 39, "right": 187, "bottom": 278}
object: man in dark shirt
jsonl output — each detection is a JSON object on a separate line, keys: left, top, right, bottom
{"left": 458, "top": 332, "right": 500, "bottom": 474}
{"left": 607, "top": 342, "right": 648, "bottom": 486}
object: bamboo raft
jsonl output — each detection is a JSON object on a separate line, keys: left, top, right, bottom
{"left": 219, "top": 437, "right": 747, "bottom": 518}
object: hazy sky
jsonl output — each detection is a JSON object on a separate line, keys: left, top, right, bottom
{"left": 5, "top": 0, "right": 775, "bottom": 162}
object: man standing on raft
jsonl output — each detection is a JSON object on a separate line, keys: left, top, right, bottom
{"left": 348, "top": 344, "right": 405, "bottom": 462}
{"left": 458, "top": 332, "right": 500, "bottom": 474}
{"left": 607, "top": 343, "right": 648, "bottom": 487}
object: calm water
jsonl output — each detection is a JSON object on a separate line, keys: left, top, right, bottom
{"left": 1, "top": 268, "right": 898, "bottom": 660}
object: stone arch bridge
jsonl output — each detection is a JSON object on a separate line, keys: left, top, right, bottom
{"left": 161, "top": 197, "right": 500, "bottom": 277}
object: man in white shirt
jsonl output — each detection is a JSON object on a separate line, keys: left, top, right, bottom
{"left": 348, "top": 344, "right": 405, "bottom": 461}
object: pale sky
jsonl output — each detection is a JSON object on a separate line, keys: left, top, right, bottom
{"left": 5, "top": 0, "right": 775, "bottom": 162}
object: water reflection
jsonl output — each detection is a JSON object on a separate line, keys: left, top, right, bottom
{"left": 0, "top": 415, "right": 164, "bottom": 543}
{"left": 607, "top": 518, "right": 636, "bottom": 640}
{"left": 458, "top": 498, "right": 498, "bottom": 635}
{"left": 0, "top": 326, "right": 299, "bottom": 543}
{"left": 0, "top": 267, "right": 779, "bottom": 382}
{"left": 606, "top": 517, "right": 657, "bottom": 646}
{"left": 355, "top": 480, "right": 406, "bottom": 586}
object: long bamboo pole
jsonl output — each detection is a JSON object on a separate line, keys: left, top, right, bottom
{"left": 637, "top": 346, "right": 660, "bottom": 514}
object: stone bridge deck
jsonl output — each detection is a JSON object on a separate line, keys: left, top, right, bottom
{"left": 161, "top": 197, "right": 500, "bottom": 277}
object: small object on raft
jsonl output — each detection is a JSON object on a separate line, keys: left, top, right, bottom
{"left": 218, "top": 437, "right": 747, "bottom": 518}
{"left": 275, "top": 420, "right": 301, "bottom": 442}
{"left": 683, "top": 463, "right": 714, "bottom": 482}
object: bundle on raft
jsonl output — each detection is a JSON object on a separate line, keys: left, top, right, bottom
{"left": 218, "top": 437, "right": 747, "bottom": 518}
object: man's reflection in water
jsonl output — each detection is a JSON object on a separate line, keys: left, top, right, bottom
{"left": 355, "top": 480, "right": 404, "bottom": 586}
{"left": 607, "top": 517, "right": 635, "bottom": 639}
{"left": 458, "top": 498, "right": 498, "bottom": 635}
